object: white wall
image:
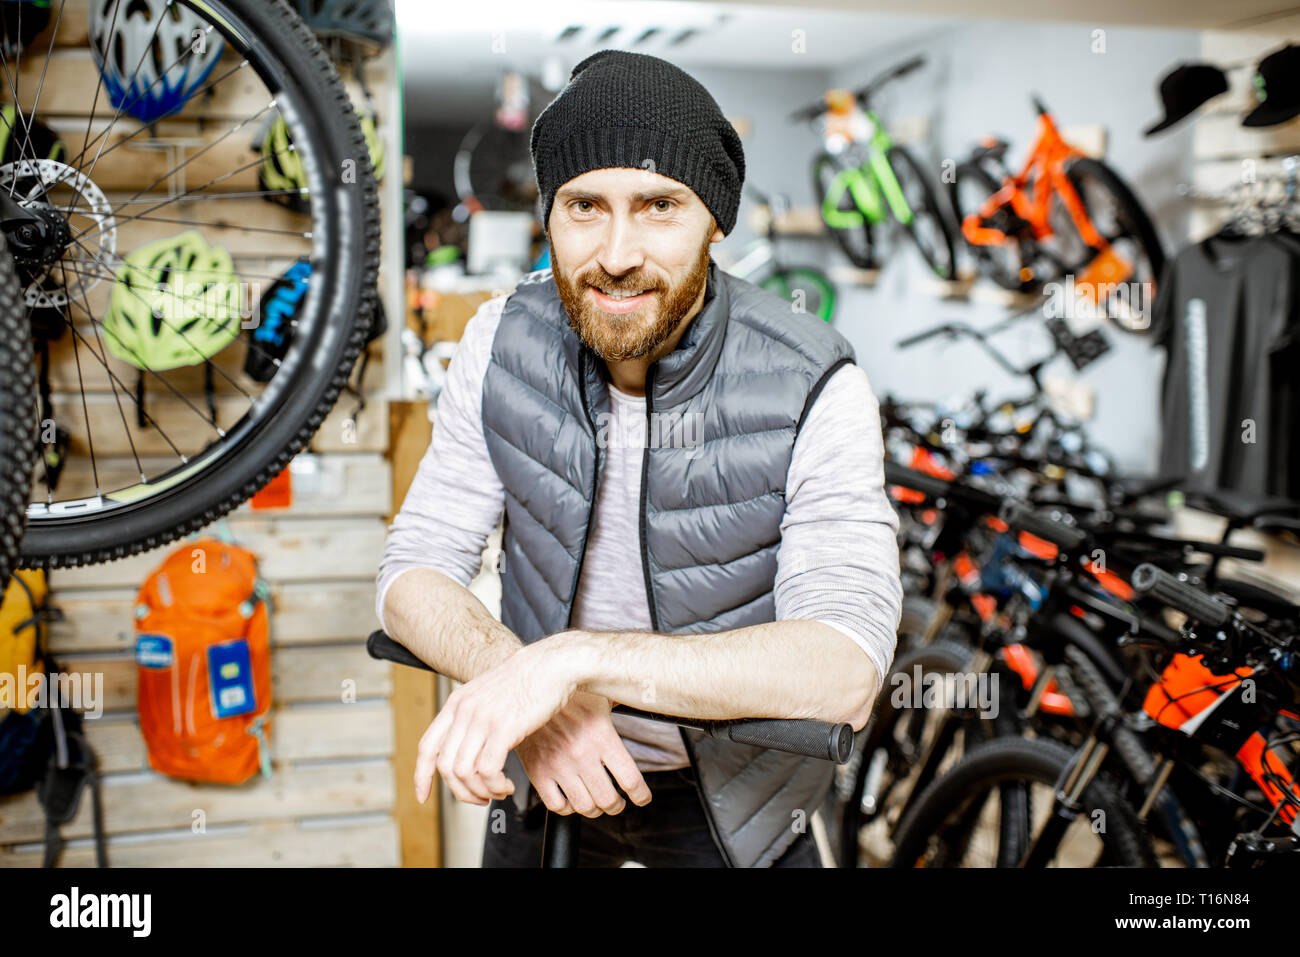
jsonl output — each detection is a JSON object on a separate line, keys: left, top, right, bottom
{"left": 703, "top": 19, "right": 1202, "bottom": 472}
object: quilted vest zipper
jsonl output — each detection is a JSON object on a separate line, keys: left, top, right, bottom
{"left": 566, "top": 348, "right": 602, "bottom": 627}
{"left": 638, "top": 364, "right": 659, "bottom": 632}
{"left": 641, "top": 362, "right": 734, "bottom": 866}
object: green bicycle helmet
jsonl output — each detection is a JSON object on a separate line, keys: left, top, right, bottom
{"left": 104, "top": 230, "right": 243, "bottom": 371}
{"left": 0, "top": 103, "right": 64, "bottom": 164}
{"left": 259, "top": 110, "right": 384, "bottom": 214}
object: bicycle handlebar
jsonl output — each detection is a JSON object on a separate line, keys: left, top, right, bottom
{"left": 895, "top": 322, "right": 967, "bottom": 350}
{"left": 789, "top": 55, "right": 927, "bottom": 123}
{"left": 999, "top": 501, "right": 1088, "bottom": 552}
{"left": 366, "top": 631, "right": 853, "bottom": 764}
{"left": 1130, "top": 565, "right": 1232, "bottom": 629}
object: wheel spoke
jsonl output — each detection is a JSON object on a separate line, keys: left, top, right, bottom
{"left": 14, "top": 0, "right": 67, "bottom": 170}
{"left": 57, "top": 258, "right": 147, "bottom": 490}
{"left": 73, "top": 147, "right": 300, "bottom": 246}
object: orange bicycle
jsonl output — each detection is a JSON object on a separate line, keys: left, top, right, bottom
{"left": 950, "top": 97, "right": 1165, "bottom": 334}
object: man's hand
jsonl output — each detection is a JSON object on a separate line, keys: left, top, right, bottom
{"left": 414, "top": 638, "right": 579, "bottom": 806}
{"left": 516, "top": 691, "right": 652, "bottom": 817}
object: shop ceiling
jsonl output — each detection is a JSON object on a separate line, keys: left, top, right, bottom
{"left": 398, "top": 0, "right": 1292, "bottom": 124}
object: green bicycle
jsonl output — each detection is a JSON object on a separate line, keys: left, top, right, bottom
{"left": 793, "top": 57, "right": 957, "bottom": 280}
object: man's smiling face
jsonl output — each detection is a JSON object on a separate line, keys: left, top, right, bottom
{"left": 548, "top": 167, "right": 723, "bottom": 362}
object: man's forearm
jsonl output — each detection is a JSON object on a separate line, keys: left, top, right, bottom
{"left": 383, "top": 568, "right": 522, "bottom": 683}
{"left": 554, "top": 620, "right": 881, "bottom": 730}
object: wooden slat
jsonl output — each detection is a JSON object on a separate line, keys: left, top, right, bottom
{"left": 86, "top": 701, "right": 394, "bottom": 773}
{"left": 0, "top": 760, "right": 395, "bottom": 843}
{"left": 0, "top": 818, "right": 399, "bottom": 867}
{"left": 49, "top": 516, "right": 386, "bottom": 587}
{"left": 14, "top": 49, "right": 271, "bottom": 120}
{"left": 48, "top": 579, "right": 382, "bottom": 654}
{"left": 60, "top": 642, "right": 390, "bottom": 713}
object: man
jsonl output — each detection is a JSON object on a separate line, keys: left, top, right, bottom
{"left": 376, "top": 50, "right": 902, "bottom": 868}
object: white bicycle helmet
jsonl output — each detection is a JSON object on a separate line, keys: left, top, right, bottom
{"left": 87, "top": 0, "right": 226, "bottom": 125}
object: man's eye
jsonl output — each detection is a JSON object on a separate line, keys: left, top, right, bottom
{"left": 653, "top": 200, "right": 674, "bottom": 212}
{"left": 572, "top": 201, "right": 594, "bottom": 213}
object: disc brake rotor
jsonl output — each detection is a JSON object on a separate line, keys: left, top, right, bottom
{"left": 0, "top": 158, "right": 117, "bottom": 308}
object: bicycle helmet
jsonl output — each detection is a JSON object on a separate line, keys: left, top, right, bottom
{"left": 87, "top": 0, "right": 226, "bottom": 125}
{"left": 244, "top": 256, "right": 310, "bottom": 382}
{"left": 104, "top": 230, "right": 243, "bottom": 371}
{"left": 1, "top": 0, "right": 52, "bottom": 58}
{"left": 0, "top": 103, "right": 66, "bottom": 165}
{"left": 292, "top": 0, "right": 393, "bottom": 50}
{"left": 259, "top": 110, "right": 383, "bottom": 214}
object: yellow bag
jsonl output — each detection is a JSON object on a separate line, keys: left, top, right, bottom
{"left": 1, "top": 570, "right": 49, "bottom": 716}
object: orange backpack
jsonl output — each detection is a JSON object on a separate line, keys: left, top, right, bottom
{"left": 134, "top": 535, "right": 272, "bottom": 784}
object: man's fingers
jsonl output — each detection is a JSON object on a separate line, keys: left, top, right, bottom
{"left": 602, "top": 746, "right": 652, "bottom": 807}
{"left": 449, "top": 721, "right": 496, "bottom": 803}
{"left": 413, "top": 714, "right": 451, "bottom": 804}
{"left": 534, "top": 778, "right": 573, "bottom": 815}
{"left": 578, "top": 765, "right": 626, "bottom": 816}
{"left": 555, "top": 775, "right": 600, "bottom": 818}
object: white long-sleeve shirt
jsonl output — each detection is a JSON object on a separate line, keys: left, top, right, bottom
{"left": 376, "top": 293, "right": 903, "bottom": 770}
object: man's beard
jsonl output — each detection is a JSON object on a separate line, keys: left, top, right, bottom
{"left": 551, "top": 234, "right": 712, "bottom": 362}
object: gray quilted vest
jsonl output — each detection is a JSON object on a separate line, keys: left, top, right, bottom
{"left": 481, "top": 261, "right": 855, "bottom": 867}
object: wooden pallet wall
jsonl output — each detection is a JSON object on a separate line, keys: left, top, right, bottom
{"left": 0, "top": 0, "right": 403, "bottom": 867}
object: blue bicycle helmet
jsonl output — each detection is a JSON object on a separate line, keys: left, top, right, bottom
{"left": 87, "top": 0, "right": 226, "bottom": 124}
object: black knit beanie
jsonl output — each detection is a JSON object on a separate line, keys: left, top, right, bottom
{"left": 530, "top": 50, "right": 746, "bottom": 236}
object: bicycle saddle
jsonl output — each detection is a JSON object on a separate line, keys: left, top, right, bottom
{"left": 970, "top": 138, "right": 1010, "bottom": 163}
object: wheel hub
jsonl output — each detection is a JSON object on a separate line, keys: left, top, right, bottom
{"left": 0, "top": 158, "right": 117, "bottom": 309}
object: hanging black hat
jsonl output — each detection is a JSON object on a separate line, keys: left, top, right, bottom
{"left": 1144, "top": 63, "right": 1229, "bottom": 136}
{"left": 1243, "top": 44, "right": 1300, "bottom": 128}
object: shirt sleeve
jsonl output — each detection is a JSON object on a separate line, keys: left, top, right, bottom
{"left": 374, "top": 295, "right": 508, "bottom": 633}
{"left": 773, "top": 362, "right": 903, "bottom": 688}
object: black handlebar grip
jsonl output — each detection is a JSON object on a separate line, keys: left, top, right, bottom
{"left": 999, "top": 501, "right": 1087, "bottom": 551}
{"left": 884, "top": 461, "right": 951, "bottom": 500}
{"left": 1130, "top": 564, "right": 1231, "bottom": 628}
{"left": 719, "top": 717, "right": 854, "bottom": 764}
{"left": 366, "top": 629, "right": 434, "bottom": 671}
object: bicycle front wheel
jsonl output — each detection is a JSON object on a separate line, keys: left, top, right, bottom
{"left": 0, "top": 238, "right": 36, "bottom": 584}
{"left": 17, "top": 0, "right": 380, "bottom": 568}
{"left": 886, "top": 146, "right": 956, "bottom": 280}
{"left": 890, "top": 736, "right": 1157, "bottom": 868}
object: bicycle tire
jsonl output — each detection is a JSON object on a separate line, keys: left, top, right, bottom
{"left": 885, "top": 146, "right": 956, "bottom": 280}
{"left": 0, "top": 237, "right": 36, "bottom": 585}
{"left": 760, "top": 267, "right": 836, "bottom": 323}
{"left": 949, "top": 161, "right": 1036, "bottom": 292}
{"left": 890, "top": 736, "right": 1157, "bottom": 868}
{"left": 1063, "top": 157, "right": 1166, "bottom": 337}
{"left": 838, "top": 636, "right": 981, "bottom": 867}
{"left": 18, "top": 0, "right": 380, "bottom": 569}
{"left": 811, "top": 152, "right": 876, "bottom": 269}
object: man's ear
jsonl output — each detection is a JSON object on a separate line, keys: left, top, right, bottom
{"left": 710, "top": 217, "right": 724, "bottom": 244}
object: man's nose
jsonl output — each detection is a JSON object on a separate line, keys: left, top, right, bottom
{"left": 595, "top": 217, "right": 646, "bottom": 277}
